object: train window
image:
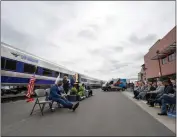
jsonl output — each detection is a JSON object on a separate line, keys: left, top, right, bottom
{"left": 60, "top": 73, "right": 64, "bottom": 78}
{"left": 24, "top": 63, "right": 37, "bottom": 74}
{"left": 81, "top": 78, "right": 87, "bottom": 82}
{"left": 37, "top": 67, "right": 41, "bottom": 74}
{"left": 1, "top": 58, "right": 5, "bottom": 69}
{"left": 43, "top": 68, "right": 53, "bottom": 77}
{"left": 54, "top": 71, "right": 60, "bottom": 77}
{"left": 5, "top": 59, "right": 16, "bottom": 71}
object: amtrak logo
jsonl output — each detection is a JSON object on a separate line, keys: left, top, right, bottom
{"left": 11, "top": 52, "right": 20, "bottom": 57}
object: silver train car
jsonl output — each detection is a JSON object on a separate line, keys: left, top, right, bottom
{"left": 1, "top": 42, "right": 101, "bottom": 95}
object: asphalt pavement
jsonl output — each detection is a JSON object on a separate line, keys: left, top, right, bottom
{"left": 1, "top": 89, "right": 175, "bottom": 136}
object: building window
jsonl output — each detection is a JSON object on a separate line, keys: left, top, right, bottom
{"left": 162, "top": 57, "right": 168, "bottom": 65}
{"left": 169, "top": 52, "right": 176, "bottom": 62}
{"left": 5, "top": 59, "right": 17, "bottom": 71}
{"left": 1, "top": 57, "right": 5, "bottom": 69}
{"left": 24, "top": 63, "right": 37, "bottom": 74}
{"left": 43, "top": 68, "right": 53, "bottom": 77}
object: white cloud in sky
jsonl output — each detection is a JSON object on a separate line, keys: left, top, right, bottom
{"left": 1, "top": 1, "right": 175, "bottom": 80}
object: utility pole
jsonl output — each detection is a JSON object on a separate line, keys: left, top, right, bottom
{"left": 156, "top": 50, "right": 162, "bottom": 77}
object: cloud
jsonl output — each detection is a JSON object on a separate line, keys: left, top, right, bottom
{"left": 1, "top": 1, "right": 175, "bottom": 80}
{"left": 78, "top": 29, "right": 97, "bottom": 40}
{"left": 129, "top": 33, "right": 157, "bottom": 45}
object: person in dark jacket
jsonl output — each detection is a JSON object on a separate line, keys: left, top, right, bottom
{"left": 170, "top": 77, "right": 176, "bottom": 89}
{"left": 149, "top": 80, "right": 174, "bottom": 107}
{"left": 145, "top": 82, "right": 157, "bottom": 104}
{"left": 70, "top": 75, "right": 75, "bottom": 88}
{"left": 145, "top": 81, "right": 162, "bottom": 104}
{"left": 49, "top": 80, "right": 79, "bottom": 111}
{"left": 63, "top": 76, "right": 70, "bottom": 94}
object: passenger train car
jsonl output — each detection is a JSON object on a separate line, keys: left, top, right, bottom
{"left": 1, "top": 42, "right": 101, "bottom": 95}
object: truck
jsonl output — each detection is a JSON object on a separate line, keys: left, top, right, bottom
{"left": 101, "top": 78, "right": 127, "bottom": 91}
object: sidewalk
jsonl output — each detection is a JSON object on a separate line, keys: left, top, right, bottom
{"left": 122, "top": 90, "right": 176, "bottom": 133}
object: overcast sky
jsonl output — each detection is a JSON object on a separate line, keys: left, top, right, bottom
{"left": 1, "top": 1, "right": 175, "bottom": 81}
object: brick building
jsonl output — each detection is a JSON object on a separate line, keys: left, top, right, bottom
{"left": 144, "top": 26, "right": 176, "bottom": 79}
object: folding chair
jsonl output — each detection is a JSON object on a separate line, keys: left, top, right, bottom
{"left": 45, "top": 88, "right": 61, "bottom": 108}
{"left": 30, "top": 89, "right": 53, "bottom": 116}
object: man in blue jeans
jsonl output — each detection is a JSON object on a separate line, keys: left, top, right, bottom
{"left": 49, "top": 79, "right": 79, "bottom": 111}
{"left": 157, "top": 93, "right": 176, "bottom": 115}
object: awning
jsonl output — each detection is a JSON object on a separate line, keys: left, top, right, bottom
{"left": 151, "top": 42, "right": 176, "bottom": 60}
{"left": 160, "top": 42, "right": 176, "bottom": 55}
{"left": 151, "top": 53, "right": 166, "bottom": 60}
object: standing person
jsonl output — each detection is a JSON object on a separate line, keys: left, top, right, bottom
{"left": 63, "top": 76, "right": 70, "bottom": 94}
{"left": 131, "top": 82, "right": 134, "bottom": 92}
{"left": 70, "top": 75, "right": 75, "bottom": 88}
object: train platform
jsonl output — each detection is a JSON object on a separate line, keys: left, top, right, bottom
{"left": 2, "top": 89, "right": 175, "bottom": 136}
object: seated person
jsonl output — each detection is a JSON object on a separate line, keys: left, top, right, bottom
{"left": 149, "top": 80, "right": 174, "bottom": 107}
{"left": 170, "top": 77, "right": 176, "bottom": 90}
{"left": 49, "top": 79, "right": 79, "bottom": 111}
{"left": 145, "top": 81, "right": 164, "bottom": 103}
{"left": 133, "top": 82, "right": 145, "bottom": 98}
{"left": 133, "top": 84, "right": 141, "bottom": 98}
{"left": 85, "top": 84, "right": 93, "bottom": 96}
{"left": 136, "top": 83, "right": 149, "bottom": 100}
{"left": 145, "top": 82, "right": 157, "bottom": 103}
{"left": 152, "top": 81, "right": 157, "bottom": 89}
{"left": 157, "top": 92, "right": 176, "bottom": 115}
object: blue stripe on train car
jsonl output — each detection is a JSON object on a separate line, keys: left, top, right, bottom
{"left": 1, "top": 76, "right": 55, "bottom": 85}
